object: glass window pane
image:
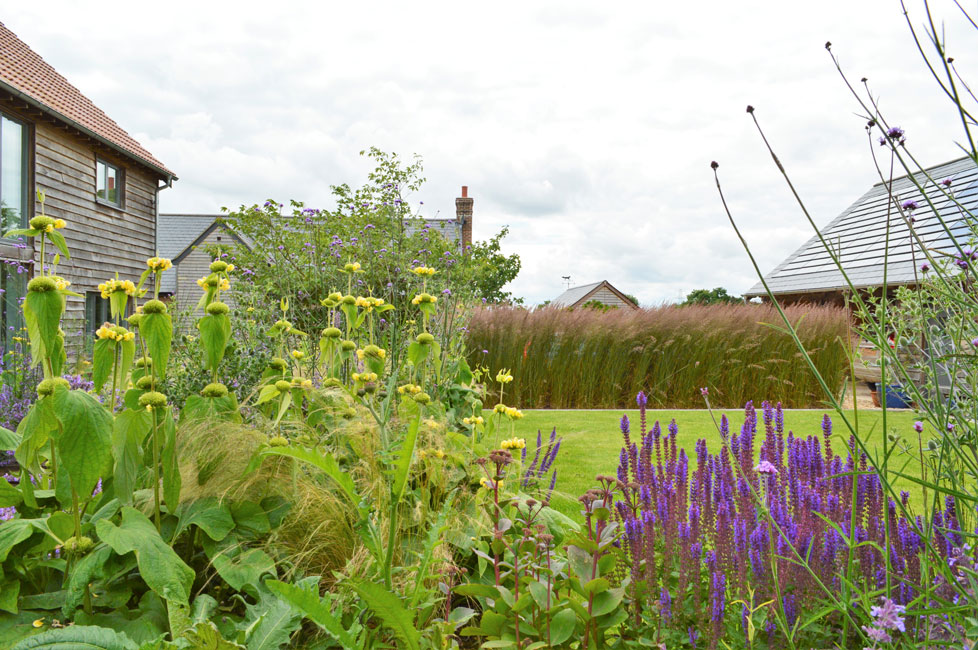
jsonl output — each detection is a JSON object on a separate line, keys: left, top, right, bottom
{"left": 1, "top": 261, "right": 26, "bottom": 354}
{"left": 1, "top": 116, "right": 24, "bottom": 234}
{"left": 106, "top": 164, "right": 118, "bottom": 204}
{"left": 96, "top": 161, "right": 106, "bottom": 200}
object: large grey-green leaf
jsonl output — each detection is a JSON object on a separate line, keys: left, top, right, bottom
{"left": 202, "top": 534, "right": 275, "bottom": 592}
{"left": 10, "top": 625, "right": 138, "bottom": 650}
{"left": 112, "top": 409, "right": 151, "bottom": 504}
{"left": 349, "top": 579, "right": 420, "bottom": 650}
{"left": 172, "top": 498, "right": 234, "bottom": 542}
{"left": 0, "top": 518, "right": 37, "bottom": 562}
{"left": 0, "top": 474, "right": 23, "bottom": 508}
{"left": 139, "top": 312, "right": 172, "bottom": 379}
{"left": 23, "top": 289, "right": 63, "bottom": 365}
{"left": 392, "top": 413, "right": 422, "bottom": 504}
{"left": 0, "top": 426, "right": 20, "bottom": 451}
{"left": 265, "top": 580, "right": 357, "bottom": 649}
{"left": 180, "top": 621, "right": 245, "bottom": 649}
{"left": 95, "top": 507, "right": 194, "bottom": 604}
{"left": 63, "top": 545, "right": 113, "bottom": 616}
{"left": 241, "top": 581, "right": 312, "bottom": 650}
{"left": 198, "top": 313, "right": 231, "bottom": 374}
{"left": 92, "top": 338, "right": 116, "bottom": 393}
{"left": 53, "top": 388, "right": 113, "bottom": 499}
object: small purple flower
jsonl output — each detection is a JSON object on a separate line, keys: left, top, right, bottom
{"left": 942, "top": 178, "right": 952, "bottom": 188}
{"left": 687, "top": 627, "right": 700, "bottom": 646}
{"left": 920, "top": 263, "right": 930, "bottom": 273}
{"left": 901, "top": 200, "right": 918, "bottom": 212}
{"left": 482, "top": 349, "right": 489, "bottom": 354}
{"left": 636, "top": 391, "right": 647, "bottom": 408}
{"left": 946, "top": 423, "right": 955, "bottom": 432}
{"left": 700, "top": 387, "right": 709, "bottom": 397}
{"left": 755, "top": 460, "right": 777, "bottom": 474}
{"left": 886, "top": 126, "right": 905, "bottom": 140}
{"left": 913, "top": 421, "right": 924, "bottom": 433}
{"left": 870, "top": 597, "right": 906, "bottom": 632}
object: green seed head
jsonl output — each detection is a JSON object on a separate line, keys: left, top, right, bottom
{"left": 201, "top": 382, "right": 229, "bottom": 398}
{"left": 206, "top": 301, "right": 230, "bottom": 316}
{"left": 341, "top": 295, "right": 357, "bottom": 305}
{"left": 269, "top": 357, "right": 288, "bottom": 371}
{"left": 37, "top": 377, "right": 70, "bottom": 397}
{"left": 135, "top": 376, "right": 155, "bottom": 390}
{"left": 413, "top": 392, "right": 431, "bottom": 405}
{"left": 322, "top": 377, "right": 342, "bottom": 388}
{"left": 328, "top": 292, "right": 343, "bottom": 302}
{"left": 138, "top": 391, "right": 168, "bottom": 409}
{"left": 209, "top": 260, "right": 229, "bottom": 273}
{"left": 340, "top": 340, "right": 356, "bottom": 352}
{"left": 274, "top": 380, "right": 293, "bottom": 392}
{"left": 416, "top": 332, "right": 435, "bottom": 345}
{"left": 29, "top": 216, "right": 55, "bottom": 231}
{"left": 269, "top": 435, "right": 290, "bottom": 447}
{"left": 322, "top": 326, "right": 342, "bottom": 339}
{"left": 135, "top": 356, "right": 153, "bottom": 368}
{"left": 63, "top": 535, "right": 95, "bottom": 555}
{"left": 143, "top": 299, "right": 167, "bottom": 314}
{"left": 27, "top": 277, "right": 57, "bottom": 293}
{"left": 127, "top": 312, "right": 143, "bottom": 327}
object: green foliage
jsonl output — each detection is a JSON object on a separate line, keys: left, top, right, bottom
{"left": 681, "top": 286, "right": 742, "bottom": 305}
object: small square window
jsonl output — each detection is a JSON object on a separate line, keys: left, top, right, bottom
{"left": 96, "top": 159, "right": 124, "bottom": 207}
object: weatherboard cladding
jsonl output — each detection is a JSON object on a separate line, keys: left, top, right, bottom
{"left": 746, "top": 157, "right": 978, "bottom": 297}
{"left": 551, "top": 282, "right": 603, "bottom": 308}
{"left": 157, "top": 214, "right": 245, "bottom": 296}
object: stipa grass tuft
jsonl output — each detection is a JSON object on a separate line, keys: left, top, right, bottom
{"left": 467, "top": 303, "right": 851, "bottom": 409}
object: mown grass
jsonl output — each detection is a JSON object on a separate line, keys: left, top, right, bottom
{"left": 506, "top": 408, "right": 932, "bottom": 520}
{"left": 467, "top": 304, "right": 852, "bottom": 409}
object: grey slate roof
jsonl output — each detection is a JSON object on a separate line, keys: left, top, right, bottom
{"left": 156, "top": 214, "right": 233, "bottom": 294}
{"left": 551, "top": 281, "right": 604, "bottom": 308}
{"left": 746, "top": 157, "right": 978, "bottom": 297}
{"left": 404, "top": 217, "right": 463, "bottom": 244}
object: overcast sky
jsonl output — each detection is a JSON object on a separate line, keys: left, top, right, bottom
{"left": 4, "top": 1, "right": 972, "bottom": 304}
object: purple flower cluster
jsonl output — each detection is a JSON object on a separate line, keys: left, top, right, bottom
{"left": 612, "top": 397, "right": 967, "bottom": 647}
{"left": 520, "top": 428, "right": 562, "bottom": 501}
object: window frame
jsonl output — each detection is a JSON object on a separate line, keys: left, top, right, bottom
{"left": 0, "top": 260, "right": 27, "bottom": 354}
{"left": 95, "top": 158, "right": 125, "bottom": 209}
{"left": 85, "top": 290, "right": 112, "bottom": 335}
{"left": 0, "top": 109, "right": 30, "bottom": 235}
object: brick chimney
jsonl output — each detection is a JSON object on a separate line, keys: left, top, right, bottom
{"left": 455, "top": 185, "right": 473, "bottom": 250}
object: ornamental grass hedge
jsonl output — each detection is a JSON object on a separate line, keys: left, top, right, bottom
{"left": 466, "top": 303, "right": 851, "bottom": 409}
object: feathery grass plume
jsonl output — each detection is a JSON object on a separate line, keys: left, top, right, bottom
{"left": 467, "top": 303, "right": 851, "bottom": 408}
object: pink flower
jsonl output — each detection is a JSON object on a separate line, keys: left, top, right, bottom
{"left": 754, "top": 460, "right": 777, "bottom": 474}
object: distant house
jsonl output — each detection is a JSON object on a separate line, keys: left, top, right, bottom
{"left": 745, "top": 157, "right": 978, "bottom": 304}
{"left": 0, "top": 22, "right": 175, "bottom": 353}
{"left": 551, "top": 281, "right": 639, "bottom": 310}
{"left": 157, "top": 214, "right": 249, "bottom": 314}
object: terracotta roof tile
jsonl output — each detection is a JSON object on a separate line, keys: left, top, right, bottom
{"left": 0, "top": 22, "right": 173, "bottom": 177}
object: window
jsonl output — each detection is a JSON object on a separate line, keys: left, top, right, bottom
{"left": 96, "top": 159, "right": 124, "bottom": 207}
{"left": 0, "top": 111, "right": 29, "bottom": 235}
{"left": 85, "top": 291, "right": 111, "bottom": 335}
{"left": 0, "top": 260, "right": 26, "bottom": 353}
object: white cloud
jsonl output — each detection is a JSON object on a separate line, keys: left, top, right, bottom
{"left": 3, "top": 0, "right": 971, "bottom": 304}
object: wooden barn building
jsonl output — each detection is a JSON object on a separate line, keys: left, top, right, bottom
{"left": 0, "top": 22, "right": 175, "bottom": 353}
{"left": 551, "top": 280, "right": 639, "bottom": 310}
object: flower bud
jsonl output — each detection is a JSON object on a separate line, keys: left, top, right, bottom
{"left": 37, "top": 377, "right": 70, "bottom": 397}
{"left": 27, "top": 277, "right": 57, "bottom": 293}
{"left": 62, "top": 535, "right": 95, "bottom": 556}
{"left": 135, "top": 376, "right": 155, "bottom": 390}
{"left": 206, "top": 301, "right": 230, "bottom": 316}
{"left": 413, "top": 392, "right": 431, "bottom": 405}
{"left": 138, "top": 391, "right": 168, "bottom": 409}
{"left": 269, "top": 357, "right": 287, "bottom": 371}
{"left": 269, "top": 435, "right": 290, "bottom": 447}
{"left": 201, "top": 382, "right": 229, "bottom": 398}
{"left": 323, "top": 377, "right": 343, "bottom": 388}
{"left": 143, "top": 299, "right": 167, "bottom": 314}
{"left": 416, "top": 332, "right": 435, "bottom": 345}
{"left": 274, "top": 380, "right": 293, "bottom": 392}
{"left": 341, "top": 295, "right": 357, "bottom": 305}
{"left": 340, "top": 340, "right": 356, "bottom": 352}
{"left": 135, "top": 356, "right": 153, "bottom": 368}
{"left": 209, "top": 260, "right": 229, "bottom": 273}
{"left": 322, "top": 326, "right": 341, "bottom": 339}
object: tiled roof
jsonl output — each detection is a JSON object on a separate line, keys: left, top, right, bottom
{"left": 746, "top": 157, "right": 978, "bottom": 297}
{"left": 551, "top": 281, "right": 603, "bottom": 308}
{"left": 0, "top": 22, "right": 173, "bottom": 178}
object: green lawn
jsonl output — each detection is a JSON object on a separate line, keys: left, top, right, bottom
{"left": 506, "top": 408, "right": 931, "bottom": 520}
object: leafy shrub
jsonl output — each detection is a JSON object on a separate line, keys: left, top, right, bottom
{"left": 467, "top": 303, "right": 851, "bottom": 409}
